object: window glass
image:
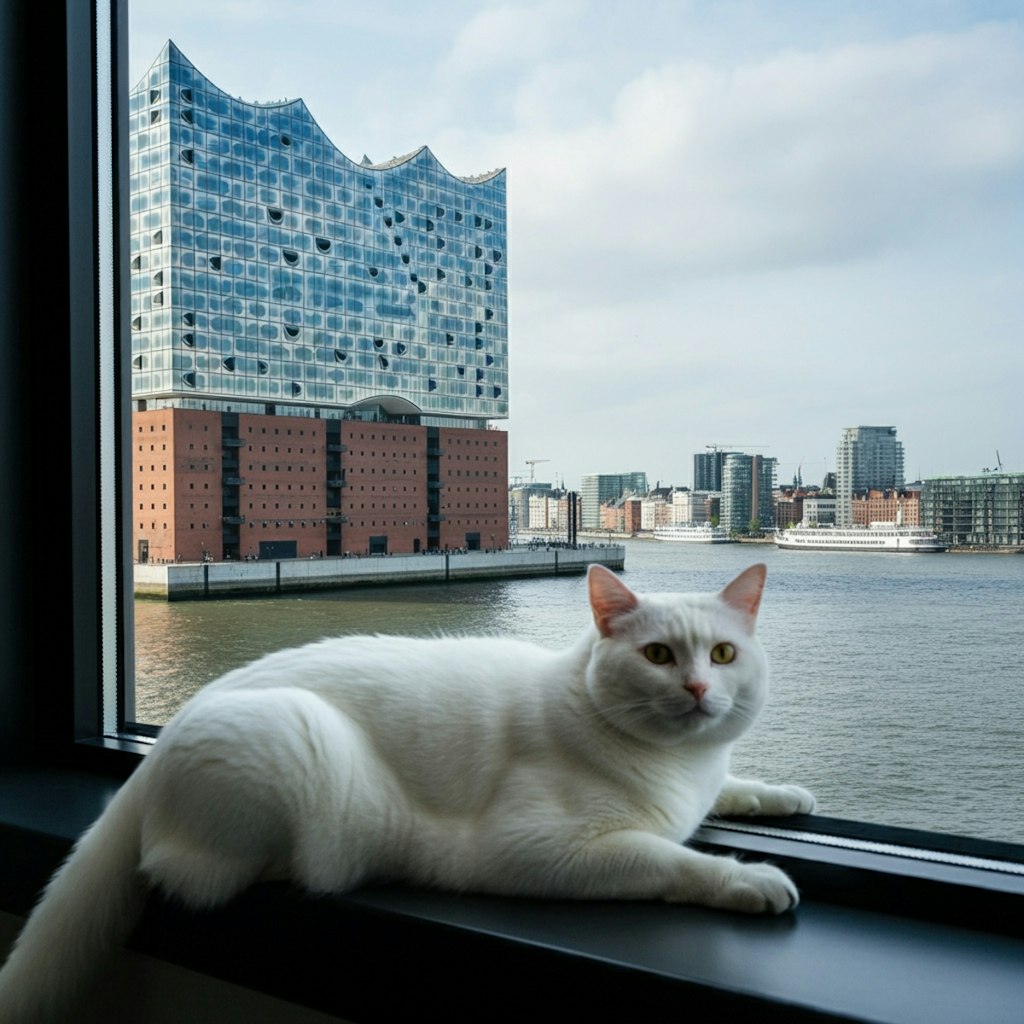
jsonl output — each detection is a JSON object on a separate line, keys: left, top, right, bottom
{"left": 126, "top": 4, "right": 1023, "bottom": 847}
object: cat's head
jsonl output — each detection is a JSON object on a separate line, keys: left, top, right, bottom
{"left": 584, "top": 564, "right": 769, "bottom": 747}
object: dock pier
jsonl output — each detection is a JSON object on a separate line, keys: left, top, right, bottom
{"left": 135, "top": 545, "right": 626, "bottom": 601}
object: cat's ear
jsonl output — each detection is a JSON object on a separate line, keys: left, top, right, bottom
{"left": 720, "top": 564, "right": 767, "bottom": 629}
{"left": 588, "top": 564, "right": 639, "bottom": 637}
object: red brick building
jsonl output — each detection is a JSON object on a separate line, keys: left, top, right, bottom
{"left": 436, "top": 428, "right": 508, "bottom": 551}
{"left": 850, "top": 489, "right": 921, "bottom": 527}
{"left": 134, "top": 409, "right": 507, "bottom": 562}
{"left": 600, "top": 502, "right": 625, "bottom": 533}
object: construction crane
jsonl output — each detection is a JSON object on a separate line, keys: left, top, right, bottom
{"left": 984, "top": 452, "right": 1005, "bottom": 474}
{"left": 525, "top": 458, "right": 550, "bottom": 484}
{"left": 705, "top": 443, "right": 769, "bottom": 453}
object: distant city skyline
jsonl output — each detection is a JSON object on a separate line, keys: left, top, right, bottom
{"left": 129, "top": 1, "right": 1024, "bottom": 490}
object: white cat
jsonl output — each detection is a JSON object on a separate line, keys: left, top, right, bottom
{"left": 0, "top": 563, "right": 814, "bottom": 1020}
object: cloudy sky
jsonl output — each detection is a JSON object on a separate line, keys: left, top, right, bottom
{"left": 129, "top": 0, "right": 1023, "bottom": 490}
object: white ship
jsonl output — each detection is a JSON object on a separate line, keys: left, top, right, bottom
{"left": 653, "top": 523, "right": 735, "bottom": 543}
{"left": 774, "top": 521, "right": 947, "bottom": 552}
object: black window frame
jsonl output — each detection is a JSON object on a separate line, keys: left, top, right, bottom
{"left": 2, "top": 3, "right": 1023, "bottom": 1020}
{"left": 1, "top": 0, "right": 141, "bottom": 768}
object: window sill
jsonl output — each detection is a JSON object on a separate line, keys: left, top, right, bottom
{"left": 2, "top": 767, "right": 1023, "bottom": 1023}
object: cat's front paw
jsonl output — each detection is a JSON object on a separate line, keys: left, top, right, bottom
{"left": 715, "top": 782, "right": 816, "bottom": 817}
{"left": 712, "top": 860, "right": 799, "bottom": 914}
{"left": 755, "top": 783, "right": 816, "bottom": 816}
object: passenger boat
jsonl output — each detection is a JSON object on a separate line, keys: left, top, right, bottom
{"left": 653, "top": 523, "right": 734, "bottom": 543}
{"left": 774, "top": 522, "right": 947, "bottom": 552}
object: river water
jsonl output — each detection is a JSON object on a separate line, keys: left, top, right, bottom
{"left": 134, "top": 541, "right": 1024, "bottom": 844}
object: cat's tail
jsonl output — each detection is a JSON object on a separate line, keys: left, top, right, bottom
{"left": 0, "top": 766, "right": 148, "bottom": 1023}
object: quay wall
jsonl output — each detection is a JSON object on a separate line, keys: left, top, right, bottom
{"left": 135, "top": 546, "right": 626, "bottom": 601}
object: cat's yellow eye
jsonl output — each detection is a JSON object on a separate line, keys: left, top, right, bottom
{"left": 710, "top": 642, "right": 735, "bottom": 665}
{"left": 643, "top": 643, "right": 674, "bottom": 665}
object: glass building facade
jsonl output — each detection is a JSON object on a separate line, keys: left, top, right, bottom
{"left": 921, "top": 474, "right": 1024, "bottom": 547}
{"left": 129, "top": 42, "right": 508, "bottom": 425}
{"left": 693, "top": 451, "right": 736, "bottom": 492}
{"left": 721, "top": 454, "right": 776, "bottom": 533}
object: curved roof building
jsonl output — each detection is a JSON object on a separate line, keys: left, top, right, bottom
{"left": 130, "top": 42, "right": 508, "bottom": 426}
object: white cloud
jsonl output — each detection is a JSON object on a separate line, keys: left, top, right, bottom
{"left": 441, "top": 0, "right": 587, "bottom": 80}
{"left": 499, "top": 22, "right": 1024, "bottom": 294}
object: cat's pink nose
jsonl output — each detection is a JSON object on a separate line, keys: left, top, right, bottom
{"left": 684, "top": 681, "right": 708, "bottom": 701}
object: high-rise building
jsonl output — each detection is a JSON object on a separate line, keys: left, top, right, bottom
{"left": 835, "top": 427, "right": 904, "bottom": 527}
{"left": 580, "top": 472, "right": 648, "bottom": 529}
{"left": 130, "top": 43, "right": 508, "bottom": 560}
{"left": 720, "top": 454, "right": 777, "bottom": 533}
{"left": 693, "top": 451, "right": 737, "bottom": 492}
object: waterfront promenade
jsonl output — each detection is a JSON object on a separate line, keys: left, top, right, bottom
{"left": 135, "top": 545, "right": 626, "bottom": 601}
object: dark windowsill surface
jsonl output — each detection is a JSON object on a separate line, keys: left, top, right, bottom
{"left": 2, "top": 766, "right": 1023, "bottom": 1023}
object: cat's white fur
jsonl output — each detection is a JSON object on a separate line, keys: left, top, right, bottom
{"left": 0, "top": 563, "right": 814, "bottom": 1020}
